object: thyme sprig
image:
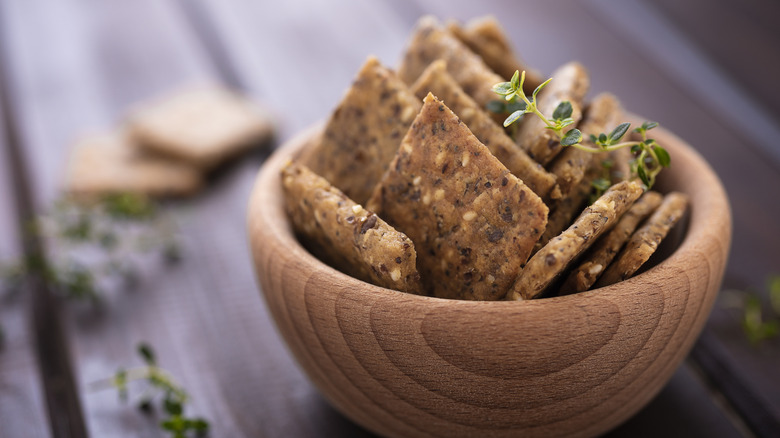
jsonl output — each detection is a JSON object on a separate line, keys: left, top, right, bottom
{"left": 491, "top": 70, "right": 671, "bottom": 188}
{"left": 722, "top": 275, "right": 780, "bottom": 345}
{"left": 0, "top": 193, "right": 180, "bottom": 301}
{"left": 92, "top": 343, "right": 210, "bottom": 438}
{"left": 0, "top": 194, "right": 181, "bottom": 343}
{"left": 741, "top": 276, "right": 780, "bottom": 345}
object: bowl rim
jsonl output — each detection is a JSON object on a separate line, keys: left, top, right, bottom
{"left": 247, "top": 113, "right": 733, "bottom": 438}
{"left": 248, "top": 114, "right": 731, "bottom": 306}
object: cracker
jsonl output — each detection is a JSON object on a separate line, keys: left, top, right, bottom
{"left": 514, "top": 62, "right": 590, "bottom": 165}
{"left": 398, "top": 16, "right": 504, "bottom": 110}
{"left": 507, "top": 180, "right": 644, "bottom": 300}
{"left": 302, "top": 56, "right": 420, "bottom": 204}
{"left": 410, "top": 60, "right": 558, "bottom": 199}
{"left": 281, "top": 161, "right": 423, "bottom": 294}
{"left": 608, "top": 147, "right": 633, "bottom": 183}
{"left": 532, "top": 175, "right": 593, "bottom": 254}
{"left": 560, "top": 191, "right": 663, "bottom": 294}
{"left": 595, "top": 192, "right": 689, "bottom": 287}
{"left": 368, "top": 93, "right": 548, "bottom": 300}
{"left": 127, "top": 84, "right": 274, "bottom": 169}
{"left": 66, "top": 132, "right": 202, "bottom": 197}
{"left": 548, "top": 93, "right": 623, "bottom": 197}
{"left": 446, "top": 17, "right": 544, "bottom": 94}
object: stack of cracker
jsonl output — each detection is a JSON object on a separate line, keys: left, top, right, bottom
{"left": 281, "top": 16, "right": 688, "bottom": 300}
{"left": 66, "top": 84, "right": 274, "bottom": 198}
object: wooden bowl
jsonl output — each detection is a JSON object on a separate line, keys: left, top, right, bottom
{"left": 247, "top": 121, "right": 731, "bottom": 438}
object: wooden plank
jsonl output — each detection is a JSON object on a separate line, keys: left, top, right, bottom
{"left": 606, "top": 362, "right": 745, "bottom": 437}
{"left": 0, "top": 79, "right": 51, "bottom": 438}
{"left": 2, "top": 0, "right": 777, "bottom": 435}
{"left": 583, "top": 0, "right": 780, "bottom": 288}
{"left": 0, "top": 0, "right": 111, "bottom": 205}
{"left": 0, "top": 3, "right": 89, "bottom": 432}
{"left": 690, "top": 333, "right": 780, "bottom": 437}
{"left": 188, "top": 0, "right": 413, "bottom": 138}
{"left": 0, "top": 0, "right": 377, "bottom": 436}
{"left": 0, "top": 0, "right": 220, "bottom": 435}
{"left": 649, "top": 0, "right": 780, "bottom": 118}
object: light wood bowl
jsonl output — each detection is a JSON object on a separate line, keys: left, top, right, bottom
{"left": 247, "top": 120, "right": 731, "bottom": 438}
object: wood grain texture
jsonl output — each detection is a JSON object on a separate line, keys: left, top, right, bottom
{"left": 1, "top": 0, "right": 773, "bottom": 435}
{"left": 247, "top": 118, "right": 731, "bottom": 437}
{"left": 0, "top": 84, "right": 51, "bottom": 438}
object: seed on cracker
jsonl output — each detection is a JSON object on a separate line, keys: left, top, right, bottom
{"left": 548, "top": 93, "right": 624, "bottom": 198}
{"left": 595, "top": 192, "right": 689, "bottom": 287}
{"left": 532, "top": 175, "right": 593, "bottom": 255}
{"left": 66, "top": 132, "right": 202, "bottom": 198}
{"left": 367, "top": 93, "right": 548, "bottom": 301}
{"left": 398, "top": 16, "right": 504, "bottom": 110}
{"left": 446, "top": 16, "right": 543, "bottom": 94}
{"left": 127, "top": 84, "right": 274, "bottom": 170}
{"left": 410, "top": 60, "right": 558, "bottom": 199}
{"left": 302, "top": 56, "right": 420, "bottom": 204}
{"left": 507, "top": 180, "right": 644, "bottom": 300}
{"left": 281, "top": 161, "right": 423, "bottom": 294}
{"left": 560, "top": 191, "right": 663, "bottom": 294}
{"left": 514, "top": 62, "right": 590, "bottom": 166}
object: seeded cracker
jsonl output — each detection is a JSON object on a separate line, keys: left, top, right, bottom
{"left": 127, "top": 84, "right": 274, "bottom": 169}
{"left": 532, "top": 176, "right": 593, "bottom": 254}
{"left": 281, "top": 162, "right": 423, "bottom": 294}
{"left": 368, "top": 94, "right": 548, "bottom": 300}
{"left": 507, "top": 180, "right": 644, "bottom": 300}
{"left": 514, "top": 62, "right": 590, "bottom": 166}
{"left": 595, "top": 192, "right": 688, "bottom": 288}
{"left": 560, "top": 191, "right": 663, "bottom": 294}
{"left": 398, "top": 16, "right": 504, "bottom": 110}
{"left": 410, "top": 60, "right": 558, "bottom": 200}
{"left": 303, "top": 57, "right": 421, "bottom": 204}
{"left": 549, "top": 93, "right": 623, "bottom": 198}
{"left": 66, "top": 132, "right": 202, "bottom": 198}
{"left": 446, "top": 16, "right": 543, "bottom": 94}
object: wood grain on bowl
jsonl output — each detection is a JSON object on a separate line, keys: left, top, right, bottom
{"left": 247, "top": 118, "right": 731, "bottom": 437}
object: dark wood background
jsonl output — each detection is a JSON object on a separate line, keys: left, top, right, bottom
{"left": 1, "top": 0, "right": 779, "bottom": 436}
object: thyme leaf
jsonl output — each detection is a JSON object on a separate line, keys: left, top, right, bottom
{"left": 490, "top": 70, "right": 669, "bottom": 189}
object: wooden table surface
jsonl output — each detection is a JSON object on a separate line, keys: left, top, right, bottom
{"left": 1, "top": 0, "right": 779, "bottom": 437}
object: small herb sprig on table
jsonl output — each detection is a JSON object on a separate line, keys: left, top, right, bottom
{"left": 739, "top": 276, "right": 780, "bottom": 345}
{"left": 0, "top": 193, "right": 180, "bottom": 301}
{"left": 0, "top": 194, "right": 180, "bottom": 344}
{"left": 92, "top": 343, "right": 210, "bottom": 438}
{"left": 490, "top": 70, "right": 671, "bottom": 188}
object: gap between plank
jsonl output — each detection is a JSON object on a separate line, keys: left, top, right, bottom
{"left": 690, "top": 333, "right": 780, "bottom": 438}
{"left": 586, "top": 0, "right": 780, "bottom": 174}
{"left": 170, "top": 0, "right": 246, "bottom": 91}
{"left": 0, "top": 7, "right": 89, "bottom": 438}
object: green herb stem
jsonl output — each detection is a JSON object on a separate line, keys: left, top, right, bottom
{"left": 491, "top": 70, "right": 669, "bottom": 188}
